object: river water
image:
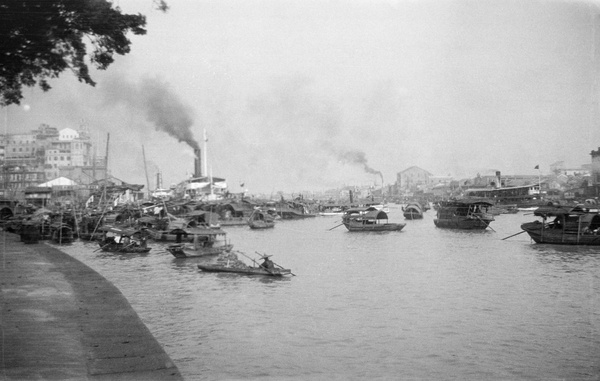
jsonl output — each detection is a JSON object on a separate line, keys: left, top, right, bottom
{"left": 56, "top": 205, "right": 600, "bottom": 380}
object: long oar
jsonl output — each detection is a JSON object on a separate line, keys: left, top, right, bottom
{"left": 501, "top": 230, "right": 527, "bottom": 240}
{"left": 328, "top": 223, "right": 344, "bottom": 231}
{"left": 254, "top": 251, "right": 296, "bottom": 276}
{"left": 475, "top": 215, "right": 496, "bottom": 232}
{"left": 94, "top": 242, "right": 113, "bottom": 252}
{"left": 237, "top": 251, "right": 276, "bottom": 275}
{"left": 118, "top": 242, "right": 137, "bottom": 252}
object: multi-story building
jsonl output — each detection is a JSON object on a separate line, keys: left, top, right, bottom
{"left": 591, "top": 147, "right": 600, "bottom": 191}
{"left": 0, "top": 124, "right": 107, "bottom": 199}
{"left": 396, "top": 166, "right": 433, "bottom": 192}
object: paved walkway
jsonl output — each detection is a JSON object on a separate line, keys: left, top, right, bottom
{"left": 0, "top": 230, "right": 183, "bottom": 380}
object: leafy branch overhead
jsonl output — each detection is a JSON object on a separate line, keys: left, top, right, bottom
{"left": 0, "top": 0, "right": 155, "bottom": 106}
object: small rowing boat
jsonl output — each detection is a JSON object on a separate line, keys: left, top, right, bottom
{"left": 197, "top": 264, "right": 292, "bottom": 277}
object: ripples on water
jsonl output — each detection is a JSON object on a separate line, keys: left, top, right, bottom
{"left": 57, "top": 206, "right": 600, "bottom": 380}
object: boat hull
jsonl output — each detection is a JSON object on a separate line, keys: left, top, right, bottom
{"left": 343, "top": 223, "right": 406, "bottom": 232}
{"left": 434, "top": 217, "right": 491, "bottom": 230}
{"left": 248, "top": 221, "right": 275, "bottom": 229}
{"left": 167, "top": 244, "right": 233, "bottom": 258}
{"left": 197, "top": 264, "right": 291, "bottom": 276}
{"left": 403, "top": 211, "right": 423, "bottom": 220}
{"left": 99, "top": 244, "right": 152, "bottom": 254}
{"left": 521, "top": 221, "right": 600, "bottom": 245}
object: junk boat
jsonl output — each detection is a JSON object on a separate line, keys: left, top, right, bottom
{"left": 520, "top": 203, "right": 600, "bottom": 245}
{"left": 97, "top": 226, "right": 151, "bottom": 253}
{"left": 433, "top": 199, "right": 495, "bottom": 230}
{"left": 247, "top": 208, "right": 276, "bottom": 229}
{"left": 166, "top": 227, "right": 233, "bottom": 258}
{"left": 341, "top": 207, "right": 406, "bottom": 232}
{"left": 402, "top": 202, "right": 424, "bottom": 220}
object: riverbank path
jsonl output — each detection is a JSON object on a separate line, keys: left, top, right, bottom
{"left": 0, "top": 229, "right": 183, "bottom": 380}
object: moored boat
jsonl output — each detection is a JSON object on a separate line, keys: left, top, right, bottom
{"left": 341, "top": 207, "right": 406, "bottom": 232}
{"left": 97, "top": 226, "right": 151, "bottom": 253}
{"left": 166, "top": 227, "right": 233, "bottom": 258}
{"left": 433, "top": 199, "right": 494, "bottom": 230}
{"left": 50, "top": 222, "right": 75, "bottom": 244}
{"left": 520, "top": 204, "right": 600, "bottom": 245}
{"left": 402, "top": 202, "right": 424, "bottom": 220}
{"left": 247, "top": 208, "right": 275, "bottom": 229}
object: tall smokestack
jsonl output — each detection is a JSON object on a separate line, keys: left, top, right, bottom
{"left": 194, "top": 149, "right": 202, "bottom": 177}
{"left": 495, "top": 171, "right": 501, "bottom": 189}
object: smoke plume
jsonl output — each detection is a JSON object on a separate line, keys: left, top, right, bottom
{"left": 337, "top": 149, "right": 384, "bottom": 185}
{"left": 102, "top": 75, "right": 199, "bottom": 152}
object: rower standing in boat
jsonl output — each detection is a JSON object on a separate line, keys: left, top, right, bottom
{"left": 259, "top": 254, "right": 275, "bottom": 270}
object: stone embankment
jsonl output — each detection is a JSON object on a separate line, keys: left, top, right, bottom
{"left": 0, "top": 230, "right": 183, "bottom": 380}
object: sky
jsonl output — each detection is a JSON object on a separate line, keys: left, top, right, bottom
{"left": 4, "top": 0, "right": 600, "bottom": 195}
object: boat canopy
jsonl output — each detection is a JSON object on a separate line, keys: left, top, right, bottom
{"left": 98, "top": 226, "right": 142, "bottom": 237}
{"left": 533, "top": 205, "right": 588, "bottom": 217}
{"left": 344, "top": 206, "right": 379, "bottom": 214}
{"left": 404, "top": 202, "right": 423, "bottom": 211}
{"left": 449, "top": 199, "right": 494, "bottom": 206}
{"left": 186, "top": 226, "right": 227, "bottom": 236}
{"left": 344, "top": 207, "right": 388, "bottom": 220}
{"left": 363, "top": 209, "right": 389, "bottom": 220}
{"left": 580, "top": 214, "right": 600, "bottom": 230}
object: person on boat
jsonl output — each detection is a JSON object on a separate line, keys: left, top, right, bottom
{"left": 259, "top": 255, "right": 275, "bottom": 270}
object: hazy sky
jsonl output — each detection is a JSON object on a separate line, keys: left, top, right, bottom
{"left": 4, "top": 0, "right": 600, "bottom": 194}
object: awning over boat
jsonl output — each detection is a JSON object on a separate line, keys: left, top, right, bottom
{"left": 580, "top": 214, "right": 600, "bottom": 230}
{"left": 186, "top": 226, "right": 227, "bottom": 236}
{"left": 98, "top": 226, "right": 142, "bottom": 236}
{"left": 137, "top": 216, "right": 157, "bottom": 224}
{"left": 363, "top": 210, "right": 389, "bottom": 220}
{"left": 533, "top": 205, "right": 588, "bottom": 217}
{"left": 344, "top": 206, "right": 379, "bottom": 215}
{"left": 446, "top": 199, "right": 494, "bottom": 206}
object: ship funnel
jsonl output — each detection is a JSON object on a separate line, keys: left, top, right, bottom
{"left": 194, "top": 149, "right": 202, "bottom": 177}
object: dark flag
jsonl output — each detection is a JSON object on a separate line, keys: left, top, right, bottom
{"left": 534, "top": 165, "right": 539, "bottom": 169}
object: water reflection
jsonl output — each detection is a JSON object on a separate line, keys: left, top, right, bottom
{"left": 51, "top": 211, "right": 600, "bottom": 380}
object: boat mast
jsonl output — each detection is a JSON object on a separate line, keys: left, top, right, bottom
{"left": 203, "top": 129, "right": 208, "bottom": 178}
{"left": 105, "top": 133, "right": 110, "bottom": 176}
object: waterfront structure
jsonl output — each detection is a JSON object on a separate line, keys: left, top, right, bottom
{"left": 396, "top": 166, "right": 433, "bottom": 192}
{"left": 0, "top": 124, "right": 107, "bottom": 199}
{"left": 592, "top": 147, "right": 600, "bottom": 194}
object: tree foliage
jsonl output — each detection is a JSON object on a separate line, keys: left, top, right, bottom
{"left": 0, "top": 0, "right": 148, "bottom": 106}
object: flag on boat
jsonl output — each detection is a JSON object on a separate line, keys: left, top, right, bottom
{"left": 534, "top": 165, "right": 539, "bottom": 169}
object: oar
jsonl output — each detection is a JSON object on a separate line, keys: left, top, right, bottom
{"left": 328, "top": 223, "right": 344, "bottom": 231}
{"left": 94, "top": 242, "right": 113, "bottom": 252}
{"left": 501, "top": 230, "right": 527, "bottom": 240}
{"left": 254, "top": 251, "right": 296, "bottom": 276}
{"left": 118, "top": 242, "right": 137, "bottom": 252}
{"left": 475, "top": 215, "right": 496, "bottom": 232}
{"left": 237, "top": 251, "right": 277, "bottom": 274}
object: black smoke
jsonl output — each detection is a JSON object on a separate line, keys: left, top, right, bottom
{"left": 101, "top": 75, "right": 199, "bottom": 152}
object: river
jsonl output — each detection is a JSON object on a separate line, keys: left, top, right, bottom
{"left": 56, "top": 205, "right": 600, "bottom": 380}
